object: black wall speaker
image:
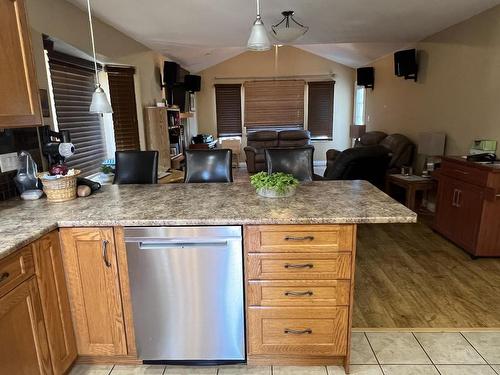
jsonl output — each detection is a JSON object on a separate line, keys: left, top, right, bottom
{"left": 163, "top": 61, "right": 179, "bottom": 87}
{"left": 172, "top": 85, "right": 186, "bottom": 112}
{"left": 184, "top": 74, "right": 201, "bottom": 92}
{"left": 357, "top": 67, "right": 374, "bottom": 89}
{"left": 394, "top": 49, "right": 418, "bottom": 81}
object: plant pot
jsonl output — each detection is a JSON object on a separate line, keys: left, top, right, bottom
{"left": 256, "top": 186, "right": 296, "bottom": 198}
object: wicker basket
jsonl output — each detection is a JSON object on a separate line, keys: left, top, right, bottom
{"left": 38, "top": 170, "right": 81, "bottom": 203}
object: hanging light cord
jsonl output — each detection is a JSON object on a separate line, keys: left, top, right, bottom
{"left": 256, "top": 0, "right": 261, "bottom": 18}
{"left": 87, "top": 0, "right": 100, "bottom": 87}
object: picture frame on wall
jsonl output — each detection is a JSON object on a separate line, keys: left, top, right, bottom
{"left": 189, "top": 93, "right": 196, "bottom": 112}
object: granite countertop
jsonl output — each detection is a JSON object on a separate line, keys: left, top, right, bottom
{"left": 0, "top": 180, "right": 416, "bottom": 260}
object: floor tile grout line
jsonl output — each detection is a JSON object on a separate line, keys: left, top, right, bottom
{"left": 364, "top": 332, "right": 382, "bottom": 366}
{"left": 412, "top": 332, "right": 436, "bottom": 366}
{"left": 460, "top": 332, "right": 490, "bottom": 365}
{"left": 108, "top": 364, "right": 115, "bottom": 375}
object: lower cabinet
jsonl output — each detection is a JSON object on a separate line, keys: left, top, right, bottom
{"left": 34, "top": 231, "right": 77, "bottom": 374}
{"left": 59, "top": 228, "right": 128, "bottom": 356}
{"left": 244, "top": 225, "right": 356, "bottom": 370}
{"left": 0, "top": 277, "right": 53, "bottom": 375}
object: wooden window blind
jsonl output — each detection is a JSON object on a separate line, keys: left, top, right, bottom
{"left": 215, "top": 84, "right": 242, "bottom": 136}
{"left": 244, "top": 80, "right": 305, "bottom": 128}
{"left": 48, "top": 52, "right": 107, "bottom": 176}
{"left": 307, "top": 81, "right": 335, "bottom": 139}
{"left": 106, "top": 66, "right": 140, "bottom": 151}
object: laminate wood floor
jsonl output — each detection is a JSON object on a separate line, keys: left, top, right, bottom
{"left": 354, "top": 221, "right": 500, "bottom": 328}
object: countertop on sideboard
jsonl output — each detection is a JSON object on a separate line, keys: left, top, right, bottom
{"left": 0, "top": 180, "right": 416, "bottom": 260}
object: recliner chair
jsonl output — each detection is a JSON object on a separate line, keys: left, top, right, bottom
{"left": 323, "top": 145, "right": 391, "bottom": 188}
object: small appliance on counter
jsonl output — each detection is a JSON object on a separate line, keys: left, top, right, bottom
{"left": 40, "top": 125, "right": 75, "bottom": 167}
{"left": 14, "top": 150, "right": 43, "bottom": 200}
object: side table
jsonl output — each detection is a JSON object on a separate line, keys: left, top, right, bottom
{"left": 385, "top": 174, "right": 437, "bottom": 212}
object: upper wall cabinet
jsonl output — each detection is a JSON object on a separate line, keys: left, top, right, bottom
{"left": 0, "top": 0, "right": 41, "bottom": 128}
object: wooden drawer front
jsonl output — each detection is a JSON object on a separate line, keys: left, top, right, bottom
{"left": 248, "top": 253, "right": 351, "bottom": 280}
{"left": 441, "top": 160, "right": 489, "bottom": 187}
{"left": 248, "top": 280, "right": 350, "bottom": 307}
{"left": 0, "top": 246, "right": 34, "bottom": 297}
{"left": 246, "top": 225, "right": 354, "bottom": 253}
{"left": 248, "top": 307, "right": 348, "bottom": 356}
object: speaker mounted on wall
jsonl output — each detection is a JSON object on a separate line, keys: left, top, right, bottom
{"left": 184, "top": 74, "right": 201, "bottom": 92}
{"left": 394, "top": 49, "right": 418, "bottom": 82}
{"left": 357, "top": 67, "right": 374, "bottom": 89}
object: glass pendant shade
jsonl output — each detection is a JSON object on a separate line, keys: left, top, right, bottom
{"left": 247, "top": 17, "right": 271, "bottom": 51}
{"left": 272, "top": 26, "right": 307, "bottom": 43}
{"left": 90, "top": 85, "right": 113, "bottom": 114}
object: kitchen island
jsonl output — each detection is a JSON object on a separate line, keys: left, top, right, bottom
{"left": 0, "top": 181, "right": 416, "bottom": 374}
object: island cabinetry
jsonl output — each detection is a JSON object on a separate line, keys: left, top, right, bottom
{"left": 59, "top": 228, "right": 128, "bottom": 357}
{"left": 33, "top": 231, "right": 77, "bottom": 374}
{"left": 244, "top": 224, "right": 356, "bottom": 371}
{"left": 0, "top": 248, "right": 53, "bottom": 375}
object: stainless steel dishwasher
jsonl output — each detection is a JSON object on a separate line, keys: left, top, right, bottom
{"left": 124, "top": 226, "right": 245, "bottom": 364}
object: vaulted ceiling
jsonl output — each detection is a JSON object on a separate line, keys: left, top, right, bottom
{"left": 67, "top": 0, "right": 500, "bottom": 72}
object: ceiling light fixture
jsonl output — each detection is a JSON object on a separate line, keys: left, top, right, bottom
{"left": 272, "top": 10, "right": 309, "bottom": 43}
{"left": 247, "top": 0, "right": 271, "bottom": 51}
{"left": 87, "top": 0, "right": 112, "bottom": 114}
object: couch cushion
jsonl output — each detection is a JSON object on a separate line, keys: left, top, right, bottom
{"left": 278, "top": 129, "right": 311, "bottom": 147}
{"left": 247, "top": 130, "right": 279, "bottom": 149}
{"left": 356, "top": 131, "right": 387, "bottom": 147}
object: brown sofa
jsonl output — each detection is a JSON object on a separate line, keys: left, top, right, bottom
{"left": 244, "top": 130, "right": 312, "bottom": 173}
{"left": 326, "top": 131, "right": 415, "bottom": 175}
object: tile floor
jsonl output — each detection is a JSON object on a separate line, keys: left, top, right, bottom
{"left": 69, "top": 331, "right": 500, "bottom": 375}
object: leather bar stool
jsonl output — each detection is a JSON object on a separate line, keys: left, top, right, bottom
{"left": 184, "top": 149, "right": 233, "bottom": 183}
{"left": 265, "top": 147, "right": 314, "bottom": 182}
{"left": 113, "top": 151, "right": 159, "bottom": 184}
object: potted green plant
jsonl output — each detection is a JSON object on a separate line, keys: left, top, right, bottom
{"left": 250, "top": 172, "right": 299, "bottom": 198}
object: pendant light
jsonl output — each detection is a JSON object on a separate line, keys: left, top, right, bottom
{"left": 272, "top": 11, "right": 309, "bottom": 43}
{"left": 247, "top": 0, "right": 271, "bottom": 51}
{"left": 87, "top": 0, "right": 112, "bottom": 114}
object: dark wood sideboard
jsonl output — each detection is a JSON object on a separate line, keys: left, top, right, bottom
{"left": 433, "top": 157, "right": 500, "bottom": 257}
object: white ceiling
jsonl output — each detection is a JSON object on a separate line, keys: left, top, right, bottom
{"left": 67, "top": 0, "right": 500, "bottom": 71}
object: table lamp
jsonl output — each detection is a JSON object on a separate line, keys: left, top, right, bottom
{"left": 350, "top": 125, "right": 366, "bottom": 147}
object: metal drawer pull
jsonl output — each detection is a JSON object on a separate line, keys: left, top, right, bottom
{"left": 284, "top": 263, "right": 314, "bottom": 269}
{"left": 284, "top": 236, "right": 314, "bottom": 241}
{"left": 284, "top": 328, "right": 312, "bottom": 335}
{"left": 102, "top": 240, "right": 111, "bottom": 268}
{"left": 0, "top": 272, "right": 10, "bottom": 283}
{"left": 284, "top": 290, "right": 313, "bottom": 296}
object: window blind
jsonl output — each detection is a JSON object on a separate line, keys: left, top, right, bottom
{"left": 215, "top": 84, "right": 242, "bottom": 136}
{"left": 106, "top": 66, "right": 140, "bottom": 151}
{"left": 48, "top": 52, "right": 107, "bottom": 176}
{"left": 307, "top": 81, "right": 335, "bottom": 139}
{"left": 244, "top": 80, "right": 305, "bottom": 128}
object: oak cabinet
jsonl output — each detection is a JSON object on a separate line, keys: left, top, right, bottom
{"left": 33, "top": 231, "right": 77, "bottom": 374}
{"left": 0, "top": 278, "right": 52, "bottom": 375}
{"left": 0, "top": 0, "right": 42, "bottom": 128}
{"left": 244, "top": 225, "right": 356, "bottom": 371}
{"left": 434, "top": 157, "right": 500, "bottom": 257}
{"left": 59, "top": 228, "right": 128, "bottom": 356}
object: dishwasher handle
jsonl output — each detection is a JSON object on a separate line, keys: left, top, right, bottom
{"left": 138, "top": 241, "right": 229, "bottom": 250}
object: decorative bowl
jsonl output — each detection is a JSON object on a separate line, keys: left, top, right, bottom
{"left": 256, "top": 186, "right": 296, "bottom": 198}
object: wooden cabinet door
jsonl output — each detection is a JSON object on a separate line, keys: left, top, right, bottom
{"left": 454, "top": 181, "right": 484, "bottom": 252}
{"left": 0, "top": 0, "right": 41, "bottom": 128}
{"left": 0, "top": 278, "right": 52, "bottom": 375}
{"left": 434, "top": 175, "right": 459, "bottom": 238}
{"left": 34, "top": 231, "right": 77, "bottom": 374}
{"left": 59, "top": 228, "right": 127, "bottom": 356}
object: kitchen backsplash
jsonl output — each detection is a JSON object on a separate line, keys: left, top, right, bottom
{"left": 0, "top": 127, "right": 42, "bottom": 201}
